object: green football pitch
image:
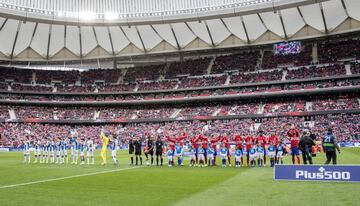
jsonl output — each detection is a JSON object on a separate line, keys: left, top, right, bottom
{"left": 0, "top": 148, "right": 359, "bottom": 206}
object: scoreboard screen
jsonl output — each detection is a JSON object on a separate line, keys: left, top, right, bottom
{"left": 274, "top": 41, "right": 301, "bottom": 55}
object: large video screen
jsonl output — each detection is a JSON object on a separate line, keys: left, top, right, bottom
{"left": 274, "top": 41, "right": 301, "bottom": 55}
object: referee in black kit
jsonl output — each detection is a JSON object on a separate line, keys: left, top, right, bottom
{"left": 322, "top": 128, "right": 341, "bottom": 165}
{"left": 129, "top": 138, "right": 135, "bottom": 165}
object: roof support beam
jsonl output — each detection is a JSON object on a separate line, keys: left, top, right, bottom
{"left": 340, "top": 0, "right": 349, "bottom": 17}
{"left": 169, "top": 24, "right": 181, "bottom": 50}
{"left": 106, "top": 27, "right": 115, "bottom": 56}
{"left": 184, "top": 22, "right": 197, "bottom": 37}
{"left": 0, "top": 18, "right": 8, "bottom": 32}
{"left": 79, "top": 26, "right": 83, "bottom": 58}
{"left": 92, "top": 26, "right": 99, "bottom": 45}
{"left": 10, "top": 21, "right": 21, "bottom": 59}
{"left": 240, "top": 16, "right": 250, "bottom": 44}
{"left": 296, "top": 7, "right": 307, "bottom": 25}
{"left": 46, "top": 24, "right": 52, "bottom": 59}
{"left": 278, "top": 11, "right": 288, "bottom": 40}
{"left": 204, "top": 21, "right": 215, "bottom": 47}
{"left": 135, "top": 26, "right": 147, "bottom": 53}
{"left": 219, "top": 18, "right": 232, "bottom": 34}
{"left": 28, "top": 23, "right": 38, "bottom": 47}
{"left": 256, "top": 13, "right": 269, "bottom": 30}
{"left": 319, "top": 3, "right": 328, "bottom": 33}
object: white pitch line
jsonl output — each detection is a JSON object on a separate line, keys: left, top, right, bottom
{"left": 0, "top": 166, "right": 143, "bottom": 189}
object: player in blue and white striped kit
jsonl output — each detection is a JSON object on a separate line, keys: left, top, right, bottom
{"left": 55, "top": 139, "right": 62, "bottom": 164}
{"left": 34, "top": 140, "right": 41, "bottom": 163}
{"left": 79, "top": 140, "right": 86, "bottom": 165}
{"left": 49, "top": 140, "right": 56, "bottom": 163}
{"left": 219, "top": 144, "right": 228, "bottom": 167}
{"left": 86, "top": 139, "right": 95, "bottom": 165}
{"left": 22, "top": 140, "right": 31, "bottom": 163}
{"left": 174, "top": 144, "right": 184, "bottom": 166}
{"left": 70, "top": 137, "right": 78, "bottom": 164}
{"left": 111, "top": 137, "right": 119, "bottom": 166}
{"left": 256, "top": 143, "right": 265, "bottom": 167}
{"left": 61, "top": 138, "right": 68, "bottom": 164}
{"left": 188, "top": 145, "right": 196, "bottom": 167}
{"left": 207, "top": 145, "right": 215, "bottom": 166}
{"left": 43, "top": 141, "right": 50, "bottom": 163}
{"left": 234, "top": 148, "right": 243, "bottom": 167}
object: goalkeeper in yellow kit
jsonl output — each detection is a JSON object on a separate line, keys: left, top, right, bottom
{"left": 100, "top": 131, "right": 109, "bottom": 165}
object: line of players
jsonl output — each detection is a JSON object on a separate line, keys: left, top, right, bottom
{"left": 128, "top": 127, "right": 301, "bottom": 167}
{"left": 21, "top": 137, "right": 97, "bottom": 165}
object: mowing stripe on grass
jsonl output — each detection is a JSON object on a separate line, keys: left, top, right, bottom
{"left": 0, "top": 166, "right": 143, "bottom": 189}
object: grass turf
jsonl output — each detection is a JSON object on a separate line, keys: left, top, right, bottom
{"left": 0, "top": 148, "right": 359, "bottom": 206}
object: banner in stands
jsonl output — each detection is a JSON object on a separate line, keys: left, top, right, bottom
{"left": 274, "top": 165, "right": 360, "bottom": 182}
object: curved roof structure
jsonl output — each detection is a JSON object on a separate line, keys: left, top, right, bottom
{"left": 0, "top": 0, "right": 359, "bottom": 62}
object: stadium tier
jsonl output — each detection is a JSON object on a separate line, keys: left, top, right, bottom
{"left": 1, "top": 114, "right": 359, "bottom": 147}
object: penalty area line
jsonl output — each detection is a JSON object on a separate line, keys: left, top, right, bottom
{"left": 0, "top": 166, "right": 143, "bottom": 189}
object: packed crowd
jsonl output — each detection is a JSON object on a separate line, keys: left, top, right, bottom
{"left": 211, "top": 51, "right": 259, "bottom": 74}
{"left": 286, "top": 64, "right": 346, "bottom": 80}
{"left": 230, "top": 70, "right": 283, "bottom": 84}
{"left": 0, "top": 78, "right": 358, "bottom": 103}
{"left": 1, "top": 114, "right": 359, "bottom": 148}
{"left": 166, "top": 58, "right": 211, "bottom": 78}
{"left": 311, "top": 97, "right": 359, "bottom": 111}
{"left": 318, "top": 39, "right": 360, "bottom": 63}
{"left": 351, "top": 62, "right": 360, "bottom": 75}
{"left": 1, "top": 62, "right": 356, "bottom": 94}
{"left": 4, "top": 96, "right": 357, "bottom": 121}
{"left": 178, "top": 76, "right": 227, "bottom": 88}
{"left": 262, "top": 45, "right": 312, "bottom": 69}
{"left": 138, "top": 80, "right": 178, "bottom": 91}
{"left": 125, "top": 65, "right": 165, "bottom": 81}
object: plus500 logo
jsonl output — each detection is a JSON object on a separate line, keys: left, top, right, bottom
{"left": 295, "top": 169, "right": 351, "bottom": 180}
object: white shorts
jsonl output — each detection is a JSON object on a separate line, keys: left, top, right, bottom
{"left": 80, "top": 151, "right": 85, "bottom": 156}
{"left": 175, "top": 153, "right": 182, "bottom": 157}
{"left": 72, "top": 150, "right": 78, "bottom": 156}
{"left": 250, "top": 154, "right": 256, "bottom": 160}
{"left": 57, "top": 151, "right": 61, "bottom": 156}
{"left": 23, "top": 150, "right": 30, "bottom": 155}
{"left": 208, "top": 154, "right": 214, "bottom": 160}
{"left": 277, "top": 151, "right": 283, "bottom": 158}
{"left": 257, "top": 153, "right": 264, "bottom": 159}
{"left": 50, "top": 150, "right": 55, "bottom": 156}
{"left": 35, "top": 149, "right": 41, "bottom": 155}
{"left": 63, "top": 150, "right": 68, "bottom": 156}
{"left": 220, "top": 154, "right": 227, "bottom": 159}
{"left": 268, "top": 151, "right": 275, "bottom": 158}
{"left": 111, "top": 150, "right": 117, "bottom": 157}
{"left": 44, "top": 150, "right": 48, "bottom": 155}
{"left": 167, "top": 155, "right": 173, "bottom": 161}
{"left": 199, "top": 154, "right": 204, "bottom": 161}
{"left": 235, "top": 156, "right": 241, "bottom": 162}
{"left": 87, "top": 150, "right": 94, "bottom": 157}
{"left": 190, "top": 154, "right": 196, "bottom": 160}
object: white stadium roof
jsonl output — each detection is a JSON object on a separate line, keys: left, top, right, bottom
{"left": 0, "top": 0, "right": 359, "bottom": 62}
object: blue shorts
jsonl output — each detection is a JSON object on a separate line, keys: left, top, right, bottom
{"left": 291, "top": 147, "right": 299, "bottom": 156}
{"left": 203, "top": 149, "right": 207, "bottom": 157}
{"left": 194, "top": 148, "right": 198, "bottom": 156}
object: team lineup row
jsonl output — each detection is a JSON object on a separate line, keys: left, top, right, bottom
{"left": 20, "top": 125, "right": 333, "bottom": 167}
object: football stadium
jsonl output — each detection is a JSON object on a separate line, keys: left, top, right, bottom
{"left": 0, "top": 0, "right": 360, "bottom": 205}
